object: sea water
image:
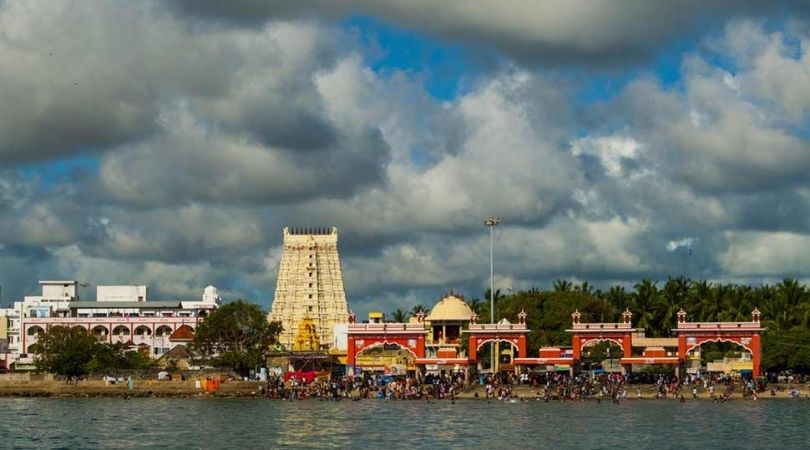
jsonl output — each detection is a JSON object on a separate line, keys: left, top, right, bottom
{"left": 1, "top": 397, "right": 807, "bottom": 449}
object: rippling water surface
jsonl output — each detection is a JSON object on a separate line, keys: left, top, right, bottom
{"left": 1, "top": 398, "right": 808, "bottom": 449}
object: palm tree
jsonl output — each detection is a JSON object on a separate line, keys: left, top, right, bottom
{"left": 606, "top": 286, "right": 629, "bottom": 319}
{"left": 719, "top": 284, "right": 750, "bottom": 322}
{"left": 390, "top": 309, "right": 410, "bottom": 323}
{"left": 467, "top": 298, "right": 484, "bottom": 315}
{"left": 767, "top": 278, "right": 806, "bottom": 331}
{"left": 656, "top": 277, "right": 687, "bottom": 335}
{"left": 688, "top": 280, "right": 712, "bottom": 320}
{"left": 410, "top": 304, "right": 426, "bottom": 317}
{"left": 575, "top": 281, "right": 595, "bottom": 296}
{"left": 698, "top": 283, "right": 732, "bottom": 322}
{"left": 553, "top": 279, "right": 573, "bottom": 293}
{"left": 632, "top": 279, "right": 659, "bottom": 333}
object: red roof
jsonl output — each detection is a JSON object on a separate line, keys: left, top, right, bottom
{"left": 169, "top": 325, "right": 195, "bottom": 341}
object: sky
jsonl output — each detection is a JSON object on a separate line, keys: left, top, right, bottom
{"left": 1, "top": 1, "right": 809, "bottom": 317}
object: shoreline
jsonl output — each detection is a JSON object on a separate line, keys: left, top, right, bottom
{"left": 0, "top": 381, "right": 807, "bottom": 401}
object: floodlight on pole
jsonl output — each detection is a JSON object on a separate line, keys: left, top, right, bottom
{"left": 483, "top": 216, "right": 500, "bottom": 372}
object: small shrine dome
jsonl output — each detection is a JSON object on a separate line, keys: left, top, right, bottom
{"left": 426, "top": 293, "right": 474, "bottom": 322}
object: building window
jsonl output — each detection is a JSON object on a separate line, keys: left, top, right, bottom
{"left": 308, "top": 294, "right": 313, "bottom": 299}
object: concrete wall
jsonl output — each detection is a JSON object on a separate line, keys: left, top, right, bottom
{"left": 97, "top": 285, "right": 148, "bottom": 302}
{"left": 41, "top": 282, "right": 78, "bottom": 300}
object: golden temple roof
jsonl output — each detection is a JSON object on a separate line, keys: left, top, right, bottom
{"left": 426, "top": 294, "right": 473, "bottom": 322}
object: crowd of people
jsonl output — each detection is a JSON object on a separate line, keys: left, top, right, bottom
{"left": 244, "top": 369, "right": 806, "bottom": 402}
{"left": 256, "top": 372, "right": 467, "bottom": 401}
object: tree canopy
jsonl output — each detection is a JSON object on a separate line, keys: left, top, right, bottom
{"left": 31, "top": 326, "right": 154, "bottom": 376}
{"left": 462, "top": 277, "right": 810, "bottom": 373}
{"left": 192, "top": 300, "right": 282, "bottom": 376}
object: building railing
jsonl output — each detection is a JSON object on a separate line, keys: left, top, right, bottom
{"left": 466, "top": 323, "right": 527, "bottom": 331}
{"left": 23, "top": 317, "right": 200, "bottom": 325}
{"left": 348, "top": 323, "right": 426, "bottom": 332}
{"left": 569, "top": 323, "right": 632, "bottom": 330}
{"left": 676, "top": 322, "right": 762, "bottom": 330}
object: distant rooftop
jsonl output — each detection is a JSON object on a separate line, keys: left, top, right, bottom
{"left": 69, "top": 301, "right": 184, "bottom": 309}
{"left": 39, "top": 280, "right": 78, "bottom": 284}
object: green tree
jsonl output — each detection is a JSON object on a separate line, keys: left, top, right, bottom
{"left": 31, "top": 326, "right": 98, "bottom": 377}
{"left": 467, "top": 298, "right": 484, "bottom": 316}
{"left": 605, "top": 285, "right": 630, "bottom": 320}
{"left": 85, "top": 342, "right": 155, "bottom": 373}
{"left": 655, "top": 276, "right": 688, "bottom": 335}
{"left": 632, "top": 279, "right": 659, "bottom": 333}
{"left": 390, "top": 308, "right": 410, "bottom": 323}
{"left": 410, "top": 304, "right": 426, "bottom": 316}
{"left": 553, "top": 279, "right": 573, "bottom": 293}
{"left": 574, "top": 281, "right": 595, "bottom": 296}
{"left": 192, "top": 300, "right": 282, "bottom": 376}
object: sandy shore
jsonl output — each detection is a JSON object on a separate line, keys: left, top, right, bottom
{"left": 0, "top": 380, "right": 808, "bottom": 400}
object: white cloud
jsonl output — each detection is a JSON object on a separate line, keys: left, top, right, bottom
{"left": 719, "top": 231, "right": 810, "bottom": 277}
{"left": 667, "top": 238, "right": 695, "bottom": 252}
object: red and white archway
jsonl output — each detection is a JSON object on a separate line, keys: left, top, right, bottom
{"left": 346, "top": 321, "right": 426, "bottom": 366}
{"left": 465, "top": 312, "right": 530, "bottom": 363}
{"left": 675, "top": 308, "right": 764, "bottom": 376}
{"left": 355, "top": 341, "right": 420, "bottom": 360}
{"left": 567, "top": 309, "right": 635, "bottom": 361}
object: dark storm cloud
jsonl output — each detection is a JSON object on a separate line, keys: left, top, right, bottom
{"left": 167, "top": 0, "right": 810, "bottom": 66}
{"left": 727, "top": 191, "right": 810, "bottom": 233}
{"left": 247, "top": 109, "right": 336, "bottom": 151}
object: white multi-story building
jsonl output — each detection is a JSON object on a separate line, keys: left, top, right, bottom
{"left": 0, "top": 281, "right": 221, "bottom": 370}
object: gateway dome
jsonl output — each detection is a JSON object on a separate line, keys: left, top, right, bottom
{"left": 426, "top": 293, "right": 473, "bottom": 321}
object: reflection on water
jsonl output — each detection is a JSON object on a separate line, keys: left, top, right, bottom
{"left": 0, "top": 398, "right": 809, "bottom": 449}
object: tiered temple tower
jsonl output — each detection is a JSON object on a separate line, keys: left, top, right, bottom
{"left": 268, "top": 227, "right": 348, "bottom": 350}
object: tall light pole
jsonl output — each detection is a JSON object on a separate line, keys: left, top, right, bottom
{"left": 483, "top": 216, "right": 500, "bottom": 373}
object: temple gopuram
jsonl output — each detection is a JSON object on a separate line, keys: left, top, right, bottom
{"left": 268, "top": 227, "right": 349, "bottom": 350}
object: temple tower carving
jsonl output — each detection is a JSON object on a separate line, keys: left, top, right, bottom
{"left": 268, "top": 227, "right": 348, "bottom": 350}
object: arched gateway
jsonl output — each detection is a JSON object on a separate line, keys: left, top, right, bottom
{"left": 568, "top": 309, "right": 635, "bottom": 362}
{"left": 345, "top": 302, "right": 531, "bottom": 375}
{"left": 345, "top": 312, "right": 426, "bottom": 367}
{"left": 466, "top": 311, "right": 529, "bottom": 365}
{"left": 560, "top": 308, "right": 765, "bottom": 376}
{"left": 675, "top": 308, "right": 764, "bottom": 377}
